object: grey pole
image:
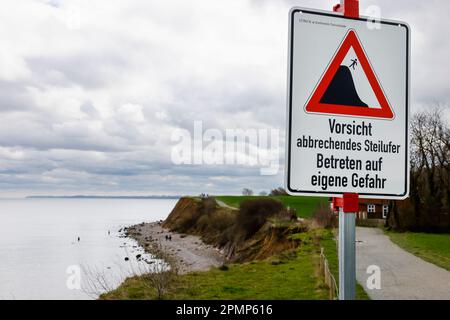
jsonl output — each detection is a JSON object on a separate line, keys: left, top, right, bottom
{"left": 339, "top": 206, "right": 356, "bottom": 300}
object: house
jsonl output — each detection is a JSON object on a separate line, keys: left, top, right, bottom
{"left": 330, "top": 198, "right": 390, "bottom": 220}
{"left": 356, "top": 199, "right": 390, "bottom": 220}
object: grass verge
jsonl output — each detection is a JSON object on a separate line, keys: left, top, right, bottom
{"left": 320, "top": 232, "right": 369, "bottom": 300}
{"left": 386, "top": 231, "right": 450, "bottom": 271}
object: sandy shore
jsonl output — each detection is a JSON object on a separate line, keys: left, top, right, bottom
{"left": 124, "top": 222, "right": 224, "bottom": 274}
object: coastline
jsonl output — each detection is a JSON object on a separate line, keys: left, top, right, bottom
{"left": 102, "top": 197, "right": 369, "bottom": 300}
{"left": 124, "top": 221, "right": 225, "bottom": 274}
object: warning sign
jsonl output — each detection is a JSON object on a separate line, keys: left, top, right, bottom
{"left": 286, "top": 8, "right": 410, "bottom": 199}
{"left": 305, "top": 30, "right": 394, "bottom": 119}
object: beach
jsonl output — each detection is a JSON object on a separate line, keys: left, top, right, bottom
{"left": 125, "top": 222, "right": 225, "bottom": 274}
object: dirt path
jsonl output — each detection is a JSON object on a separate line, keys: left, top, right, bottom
{"left": 356, "top": 227, "right": 450, "bottom": 300}
{"left": 215, "top": 199, "right": 237, "bottom": 210}
{"left": 125, "top": 222, "right": 224, "bottom": 274}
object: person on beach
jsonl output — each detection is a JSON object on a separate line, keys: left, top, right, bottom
{"left": 77, "top": 237, "right": 80, "bottom": 242}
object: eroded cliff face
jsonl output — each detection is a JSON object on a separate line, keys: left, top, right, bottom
{"left": 162, "top": 197, "right": 307, "bottom": 262}
{"left": 162, "top": 197, "right": 202, "bottom": 231}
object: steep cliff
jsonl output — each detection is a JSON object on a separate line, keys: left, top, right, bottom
{"left": 163, "top": 197, "right": 307, "bottom": 262}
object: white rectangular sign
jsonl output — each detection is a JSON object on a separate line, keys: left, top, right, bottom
{"left": 286, "top": 8, "right": 410, "bottom": 199}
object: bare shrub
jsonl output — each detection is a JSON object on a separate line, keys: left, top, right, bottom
{"left": 83, "top": 243, "right": 179, "bottom": 300}
{"left": 312, "top": 203, "right": 337, "bottom": 229}
{"left": 269, "top": 187, "right": 288, "bottom": 196}
{"left": 140, "top": 263, "right": 176, "bottom": 299}
{"left": 275, "top": 207, "right": 298, "bottom": 221}
{"left": 172, "top": 209, "right": 200, "bottom": 234}
{"left": 198, "top": 197, "right": 217, "bottom": 214}
{"left": 197, "top": 214, "right": 210, "bottom": 231}
{"left": 236, "top": 198, "right": 285, "bottom": 239}
{"left": 175, "top": 197, "right": 216, "bottom": 233}
{"left": 209, "top": 210, "right": 234, "bottom": 232}
{"left": 196, "top": 205, "right": 234, "bottom": 232}
{"left": 82, "top": 263, "right": 125, "bottom": 299}
{"left": 139, "top": 242, "right": 179, "bottom": 300}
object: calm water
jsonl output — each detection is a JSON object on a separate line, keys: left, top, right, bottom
{"left": 0, "top": 198, "right": 177, "bottom": 300}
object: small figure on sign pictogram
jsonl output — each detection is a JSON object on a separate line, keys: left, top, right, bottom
{"left": 349, "top": 58, "right": 358, "bottom": 70}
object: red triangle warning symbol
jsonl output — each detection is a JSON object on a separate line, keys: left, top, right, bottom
{"left": 305, "top": 30, "right": 394, "bottom": 119}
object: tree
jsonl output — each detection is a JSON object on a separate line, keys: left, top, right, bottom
{"left": 242, "top": 188, "right": 254, "bottom": 196}
{"left": 259, "top": 191, "right": 268, "bottom": 196}
{"left": 393, "top": 105, "right": 450, "bottom": 232}
{"left": 269, "top": 187, "right": 288, "bottom": 196}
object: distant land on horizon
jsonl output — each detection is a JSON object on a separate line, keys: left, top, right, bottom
{"left": 26, "top": 195, "right": 182, "bottom": 199}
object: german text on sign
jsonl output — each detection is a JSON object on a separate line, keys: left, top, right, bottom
{"left": 286, "top": 8, "right": 410, "bottom": 199}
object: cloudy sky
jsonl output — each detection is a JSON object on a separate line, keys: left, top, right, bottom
{"left": 0, "top": 0, "right": 449, "bottom": 197}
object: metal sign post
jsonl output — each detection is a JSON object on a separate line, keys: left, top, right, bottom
{"left": 333, "top": 0, "right": 360, "bottom": 18}
{"left": 334, "top": 0, "right": 359, "bottom": 301}
{"left": 339, "top": 208, "right": 356, "bottom": 299}
{"left": 336, "top": 193, "right": 358, "bottom": 300}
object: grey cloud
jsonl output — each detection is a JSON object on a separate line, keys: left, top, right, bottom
{"left": 0, "top": 0, "right": 448, "bottom": 196}
{"left": 80, "top": 101, "right": 99, "bottom": 118}
{"left": 26, "top": 53, "right": 129, "bottom": 89}
{"left": 0, "top": 82, "right": 34, "bottom": 112}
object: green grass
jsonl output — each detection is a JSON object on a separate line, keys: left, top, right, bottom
{"left": 320, "top": 232, "right": 369, "bottom": 300}
{"left": 103, "top": 243, "right": 328, "bottom": 300}
{"left": 216, "top": 196, "right": 326, "bottom": 218}
{"left": 169, "top": 247, "right": 327, "bottom": 300}
{"left": 386, "top": 231, "right": 450, "bottom": 271}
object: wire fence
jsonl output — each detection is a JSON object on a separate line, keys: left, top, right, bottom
{"left": 319, "top": 247, "right": 339, "bottom": 300}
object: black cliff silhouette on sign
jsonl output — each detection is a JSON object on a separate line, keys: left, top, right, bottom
{"left": 319, "top": 65, "right": 368, "bottom": 108}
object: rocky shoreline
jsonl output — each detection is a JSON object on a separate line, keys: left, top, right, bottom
{"left": 124, "top": 221, "right": 225, "bottom": 274}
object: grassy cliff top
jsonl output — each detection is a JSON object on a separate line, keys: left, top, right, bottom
{"left": 216, "top": 195, "right": 327, "bottom": 219}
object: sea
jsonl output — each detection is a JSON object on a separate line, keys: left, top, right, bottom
{"left": 0, "top": 198, "right": 177, "bottom": 300}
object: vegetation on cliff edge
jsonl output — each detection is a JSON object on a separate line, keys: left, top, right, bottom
{"left": 216, "top": 195, "right": 326, "bottom": 218}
